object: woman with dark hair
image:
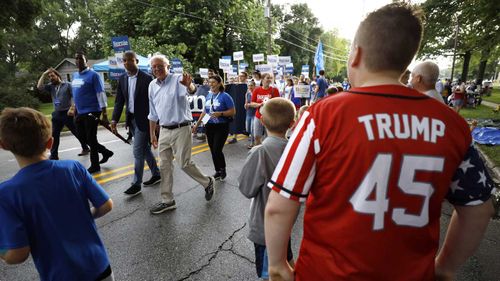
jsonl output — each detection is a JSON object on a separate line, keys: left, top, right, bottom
{"left": 192, "top": 75, "right": 235, "bottom": 181}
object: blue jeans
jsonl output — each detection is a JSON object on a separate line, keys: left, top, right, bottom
{"left": 246, "top": 115, "right": 254, "bottom": 144}
{"left": 131, "top": 119, "right": 160, "bottom": 186}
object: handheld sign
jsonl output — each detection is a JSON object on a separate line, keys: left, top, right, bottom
{"left": 295, "top": 85, "right": 311, "bottom": 98}
{"left": 278, "top": 56, "right": 292, "bottom": 66}
{"left": 233, "top": 51, "right": 244, "bottom": 61}
{"left": 219, "top": 59, "right": 231, "bottom": 70}
{"left": 253, "top": 53, "right": 265, "bottom": 63}
{"left": 267, "top": 55, "right": 278, "bottom": 65}
{"left": 111, "top": 36, "right": 130, "bottom": 52}
{"left": 256, "top": 64, "right": 273, "bottom": 74}
{"left": 199, "top": 68, "right": 209, "bottom": 78}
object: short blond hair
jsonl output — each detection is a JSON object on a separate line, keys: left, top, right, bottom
{"left": 0, "top": 107, "right": 51, "bottom": 157}
{"left": 261, "top": 98, "right": 296, "bottom": 134}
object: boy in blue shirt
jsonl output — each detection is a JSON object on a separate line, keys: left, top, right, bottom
{"left": 0, "top": 107, "right": 114, "bottom": 281}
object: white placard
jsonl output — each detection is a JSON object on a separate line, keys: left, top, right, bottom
{"left": 255, "top": 64, "right": 273, "bottom": 74}
{"left": 253, "top": 53, "right": 265, "bottom": 63}
{"left": 278, "top": 56, "right": 292, "bottom": 66}
{"left": 295, "top": 85, "right": 311, "bottom": 98}
{"left": 201, "top": 113, "right": 211, "bottom": 125}
{"left": 219, "top": 59, "right": 231, "bottom": 69}
{"left": 199, "top": 68, "right": 209, "bottom": 78}
{"left": 267, "top": 55, "right": 278, "bottom": 65}
{"left": 233, "top": 51, "right": 244, "bottom": 61}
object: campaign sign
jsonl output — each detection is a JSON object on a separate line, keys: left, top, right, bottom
{"left": 278, "top": 56, "right": 292, "bottom": 66}
{"left": 219, "top": 59, "right": 231, "bottom": 70}
{"left": 110, "top": 68, "right": 125, "bottom": 80}
{"left": 199, "top": 68, "right": 209, "bottom": 78}
{"left": 171, "top": 58, "right": 183, "bottom": 74}
{"left": 256, "top": 64, "right": 273, "bottom": 74}
{"left": 253, "top": 53, "right": 265, "bottom": 63}
{"left": 222, "top": 56, "right": 232, "bottom": 63}
{"left": 295, "top": 85, "right": 311, "bottom": 98}
{"left": 233, "top": 51, "right": 244, "bottom": 61}
{"left": 301, "top": 65, "right": 310, "bottom": 75}
{"left": 239, "top": 62, "right": 249, "bottom": 74}
{"left": 267, "top": 55, "right": 278, "bottom": 65}
{"left": 285, "top": 63, "right": 294, "bottom": 74}
{"left": 111, "top": 36, "right": 130, "bottom": 53}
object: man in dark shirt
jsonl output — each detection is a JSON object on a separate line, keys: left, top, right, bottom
{"left": 37, "top": 68, "right": 89, "bottom": 160}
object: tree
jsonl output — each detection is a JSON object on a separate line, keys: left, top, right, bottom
{"left": 419, "top": 0, "right": 500, "bottom": 82}
{"left": 320, "top": 29, "right": 350, "bottom": 81}
{"left": 274, "top": 3, "right": 323, "bottom": 76}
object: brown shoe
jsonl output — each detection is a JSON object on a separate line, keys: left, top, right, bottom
{"left": 78, "top": 148, "right": 90, "bottom": 156}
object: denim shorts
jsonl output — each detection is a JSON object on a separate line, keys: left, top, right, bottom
{"left": 254, "top": 240, "right": 293, "bottom": 279}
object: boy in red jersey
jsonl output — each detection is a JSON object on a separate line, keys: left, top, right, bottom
{"left": 264, "top": 3, "right": 495, "bottom": 281}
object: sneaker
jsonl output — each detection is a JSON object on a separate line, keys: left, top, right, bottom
{"left": 99, "top": 151, "right": 114, "bottom": 164}
{"left": 213, "top": 171, "right": 226, "bottom": 182}
{"left": 227, "top": 138, "right": 237, "bottom": 144}
{"left": 150, "top": 201, "right": 177, "bottom": 214}
{"left": 205, "top": 176, "right": 216, "bottom": 201}
{"left": 78, "top": 148, "right": 90, "bottom": 156}
{"left": 87, "top": 166, "right": 101, "bottom": 174}
{"left": 124, "top": 185, "right": 142, "bottom": 196}
{"left": 143, "top": 175, "right": 161, "bottom": 186}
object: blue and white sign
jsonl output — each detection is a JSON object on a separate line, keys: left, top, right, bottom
{"left": 256, "top": 64, "right": 273, "bottom": 74}
{"left": 253, "top": 53, "right": 265, "bottom": 63}
{"left": 111, "top": 36, "right": 131, "bottom": 53}
{"left": 199, "top": 68, "right": 209, "bottom": 78}
{"left": 278, "top": 56, "right": 292, "bottom": 66}
{"left": 301, "top": 65, "right": 310, "bottom": 76}
{"left": 267, "top": 55, "right": 278, "bottom": 65}
{"left": 219, "top": 58, "right": 231, "bottom": 72}
{"left": 233, "top": 51, "right": 244, "bottom": 61}
{"left": 222, "top": 56, "right": 232, "bottom": 63}
{"left": 171, "top": 58, "right": 183, "bottom": 74}
{"left": 285, "top": 63, "right": 294, "bottom": 74}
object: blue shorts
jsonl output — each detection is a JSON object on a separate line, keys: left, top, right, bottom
{"left": 254, "top": 240, "right": 294, "bottom": 279}
{"left": 453, "top": 98, "right": 464, "bottom": 107}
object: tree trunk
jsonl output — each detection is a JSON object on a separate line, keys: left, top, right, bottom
{"left": 461, "top": 50, "right": 471, "bottom": 82}
{"left": 476, "top": 49, "right": 490, "bottom": 84}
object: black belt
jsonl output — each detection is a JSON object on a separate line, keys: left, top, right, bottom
{"left": 161, "top": 122, "right": 191, "bottom": 130}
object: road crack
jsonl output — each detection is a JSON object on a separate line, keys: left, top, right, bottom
{"left": 176, "top": 223, "right": 249, "bottom": 281}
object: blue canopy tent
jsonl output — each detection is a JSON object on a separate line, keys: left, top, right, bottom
{"left": 92, "top": 54, "right": 150, "bottom": 72}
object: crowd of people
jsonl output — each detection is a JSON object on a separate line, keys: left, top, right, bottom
{"left": 0, "top": 3, "right": 497, "bottom": 281}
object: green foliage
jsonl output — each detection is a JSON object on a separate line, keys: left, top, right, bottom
{"left": 483, "top": 88, "right": 500, "bottom": 104}
{"left": 320, "top": 30, "right": 350, "bottom": 81}
{"left": 0, "top": 73, "right": 40, "bottom": 111}
{"left": 274, "top": 3, "right": 323, "bottom": 75}
{"left": 419, "top": 0, "right": 500, "bottom": 81}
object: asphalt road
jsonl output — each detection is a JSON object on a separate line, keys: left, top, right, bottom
{"left": 0, "top": 127, "right": 498, "bottom": 281}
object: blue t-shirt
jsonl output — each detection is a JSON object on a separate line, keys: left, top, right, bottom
{"left": 0, "top": 160, "right": 110, "bottom": 281}
{"left": 72, "top": 69, "right": 104, "bottom": 115}
{"left": 246, "top": 91, "right": 256, "bottom": 117}
{"left": 316, "top": 77, "right": 328, "bottom": 98}
{"left": 204, "top": 91, "right": 235, "bottom": 124}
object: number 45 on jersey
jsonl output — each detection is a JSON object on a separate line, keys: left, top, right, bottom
{"left": 350, "top": 154, "right": 444, "bottom": 230}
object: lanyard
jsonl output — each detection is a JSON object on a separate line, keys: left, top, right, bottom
{"left": 210, "top": 92, "right": 220, "bottom": 112}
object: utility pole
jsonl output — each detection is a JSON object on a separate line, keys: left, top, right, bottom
{"left": 450, "top": 15, "right": 459, "bottom": 81}
{"left": 265, "top": 0, "right": 272, "bottom": 55}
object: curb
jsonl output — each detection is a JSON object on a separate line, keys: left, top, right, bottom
{"left": 476, "top": 145, "right": 500, "bottom": 218}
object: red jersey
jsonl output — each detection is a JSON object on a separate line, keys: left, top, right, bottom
{"left": 268, "top": 85, "right": 494, "bottom": 280}
{"left": 251, "top": 86, "right": 279, "bottom": 119}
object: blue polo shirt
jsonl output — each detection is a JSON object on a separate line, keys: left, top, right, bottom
{"left": 204, "top": 91, "right": 235, "bottom": 124}
{"left": 316, "top": 76, "right": 328, "bottom": 99}
{"left": 0, "top": 160, "right": 110, "bottom": 281}
{"left": 72, "top": 68, "right": 105, "bottom": 115}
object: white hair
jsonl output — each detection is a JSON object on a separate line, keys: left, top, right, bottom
{"left": 412, "top": 61, "right": 439, "bottom": 85}
{"left": 149, "top": 53, "right": 169, "bottom": 66}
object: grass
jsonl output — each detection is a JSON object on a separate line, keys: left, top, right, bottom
{"left": 482, "top": 88, "right": 500, "bottom": 104}
{"left": 459, "top": 104, "right": 499, "bottom": 120}
{"left": 477, "top": 144, "right": 500, "bottom": 167}
{"left": 38, "top": 95, "right": 126, "bottom": 124}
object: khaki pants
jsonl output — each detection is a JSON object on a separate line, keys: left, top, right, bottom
{"left": 158, "top": 126, "right": 210, "bottom": 203}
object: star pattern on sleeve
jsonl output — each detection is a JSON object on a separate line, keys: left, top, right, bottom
{"left": 446, "top": 145, "right": 496, "bottom": 206}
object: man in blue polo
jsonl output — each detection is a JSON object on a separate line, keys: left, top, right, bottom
{"left": 72, "top": 51, "right": 113, "bottom": 174}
